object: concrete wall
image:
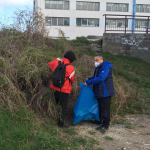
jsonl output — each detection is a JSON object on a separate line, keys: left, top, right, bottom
{"left": 34, "top": 0, "right": 150, "bottom": 39}
{"left": 103, "top": 33, "right": 150, "bottom": 64}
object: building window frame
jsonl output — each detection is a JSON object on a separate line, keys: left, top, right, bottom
{"left": 106, "top": 19, "right": 128, "bottom": 28}
{"left": 106, "top": 3, "right": 129, "bottom": 12}
{"left": 45, "top": 17, "right": 70, "bottom": 26}
{"left": 76, "top": 18, "right": 99, "bottom": 27}
{"left": 76, "top": 1, "right": 100, "bottom": 11}
{"left": 45, "top": 0, "right": 69, "bottom": 10}
{"left": 136, "top": 4, "right": 150, "bottom": 13}
{"left": 135, "top": 19, "right": 150, "bottom": 28}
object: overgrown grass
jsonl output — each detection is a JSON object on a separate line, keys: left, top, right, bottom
{"left": 0, "top": 107, "right": 99, "bottom": 150}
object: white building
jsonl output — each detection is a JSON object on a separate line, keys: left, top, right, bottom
{"left": 34, "top": 0, "right": 150, "bottom": 40}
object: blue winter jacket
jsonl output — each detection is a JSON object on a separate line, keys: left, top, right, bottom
{"left": 86, "top": 62, "right": 115, "bottom": 98}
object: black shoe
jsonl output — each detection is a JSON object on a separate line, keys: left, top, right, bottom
{"left": 96, "top": 125, "right": 109, "bottom": 131}
{"left": 91, "top": 120, "right": 102, "bottom": 125}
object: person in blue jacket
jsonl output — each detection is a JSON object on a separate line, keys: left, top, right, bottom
{"left": 84, "top": 55, "right": 114, "bottom": 131}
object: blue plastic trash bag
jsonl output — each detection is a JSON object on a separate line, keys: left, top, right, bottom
{"left": 73, "top": 83, "right": 100, "bottom": 125}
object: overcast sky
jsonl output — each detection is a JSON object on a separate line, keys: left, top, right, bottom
{"left": 0, "top": 0, "right": 33, "bottom": 26}
{"left": 0, "top": 0, "right": 32, "bottom": 6}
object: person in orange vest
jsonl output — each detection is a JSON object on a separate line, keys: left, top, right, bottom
{"left": 49, "top": 51, "right": 76, "bottom": 128}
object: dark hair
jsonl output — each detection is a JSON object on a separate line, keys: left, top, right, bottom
{"left": 95, "top": 55, "right": 103, "bottom": 59}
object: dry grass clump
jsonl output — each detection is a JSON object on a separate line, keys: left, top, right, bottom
{"left": 111, "top": 75, "right": 140, "bottom": 120}
{"left": 0, "top": 73, "right": 27, "bottom": 111}
{"left": 0, "top": 8, "right": 59, "bottom": 119}
{"left": 78, "top": 55, "right": 95, "bottom": 70}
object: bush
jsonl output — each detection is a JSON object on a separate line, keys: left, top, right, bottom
{"left": 70, "top": 37, "right": 90, "bottom": 45}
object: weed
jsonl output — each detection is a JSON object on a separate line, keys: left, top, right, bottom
{"left": 88, "top": 138, "right": 99, "bottom": 145}
{"left": 104, "top": 136, "right": 114, "bottom": 141}
{"left": 63, "top": 128, "right": 77, "bottom": 136}
{"left": 88, "top": 130, "right": 96, "bottom": 135}
{"left": 125, "top": 123, "right": 132, "bottom": 129}
{"left": 100, "top": 129, "right": 106, "bottom": 134}
{"left": 85, "top": 138, "right": 99, "bottom": 149}
{"left": 71, "top": 137, "right": 87, "bottom": 147}
{"left": 134, "top": 103, "right": 143, "bottom": 111}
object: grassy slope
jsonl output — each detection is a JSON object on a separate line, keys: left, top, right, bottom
{"left": 0, "top": 38, "right": 150, "bottom": 150}
{"left": 0, "top": 106, "right": 102, "bottom": 150}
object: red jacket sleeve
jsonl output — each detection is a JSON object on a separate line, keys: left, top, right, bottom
{"left": 69, "top": 71, "right": 75, "bottom": 84}
{"left": 49, "top": 59, "right": 59, "bottom": 72}
{"left": 67, "top": 66, "right": 75, "bottom": 84}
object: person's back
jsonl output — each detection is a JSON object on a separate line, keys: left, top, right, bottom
{"left": 49, "top": 51, "right": 76, "bottom": 128}
{"left": 49, "top": 57, "right": 75, "bottom": 94}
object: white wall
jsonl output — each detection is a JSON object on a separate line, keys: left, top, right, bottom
{"left": 35, "top": 0, "right": 150, "bottom": 39}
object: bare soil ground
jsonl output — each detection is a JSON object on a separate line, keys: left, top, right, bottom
{"left": 73, "top": 114, "right": 150, "bottom": 150}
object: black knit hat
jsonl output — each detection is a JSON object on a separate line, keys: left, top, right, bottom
{"left": 64, "top": 51, "right": 76, "bottom": 63}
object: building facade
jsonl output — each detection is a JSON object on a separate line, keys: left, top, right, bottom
{"left": 34, "top": 0, "right": 150, "bottom": 40}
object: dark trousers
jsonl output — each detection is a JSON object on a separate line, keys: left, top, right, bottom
{"left": 54, "top": 91, "right": 69, "bottom": 126}
{"left": 97, "top": 96, "right": 111, "bottom": 128}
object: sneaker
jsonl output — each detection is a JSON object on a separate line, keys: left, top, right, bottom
{"left": 90, "top": 120, "right": 102, "bottom": 125}
{"left": 96, "top": 125, "right": 109, "bottom": 131}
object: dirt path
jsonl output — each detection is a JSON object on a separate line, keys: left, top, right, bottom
{"left": 73, "top": 114, "right": 150, "bottom": 150}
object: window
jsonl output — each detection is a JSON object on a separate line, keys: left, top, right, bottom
{"left": 106, "top": 19, "right": 128, "bottom": 27}
{"left": 82, "top": 19, "right": 87, "bottom": 26}
{"left": 64, "top": 18, "right": 69, "bottom": 26}
{"left": 136, "top": 4, "right": 150, "bottom": 13}
{"left": 106, "top": 3, "right": 128, "bottom": 12}
{"left": 77, "top": 18, "right": 81, "bottom": 26}
{"left": 45, "top": 17, "right": 70, "bottom": 26}
{"left": 46, "top": 17, "right": 51, "bottom": 25}
{"left": 88, "top": 3, "right": 93, "bottom": 11}
{"left": 45, "top": 0, "right": 50, "bottom": 9}
{"left": 52, "top": 18, "right": 57, "bottom": 25}
{"left": 58, "top": 1, "right": 63, "bottom": 9}
{"left": 76, "top": 18, "right": 99, "bottom": 27}
{"left": 45, "top": 0, "right": 69, "bottom": 10}
{"left": 88, "top": 19, "right": 99, "bottom": 27}
{"left": 76, "top": 1, "right": 100, "bottom": 11}
{"left": 64, "top": 1, "right": 69, "bottom": 9}
{"left": 94, "top": 3, "right": 99, "bottom": 10}
{"left": 82, "top": 2, "right": 87, "bottom": 10}
{"left": 135, "top": 19, "right": 150, "bottom": 28}
{"left": 58, "top": 18, "right": 63, "bottom": 26}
